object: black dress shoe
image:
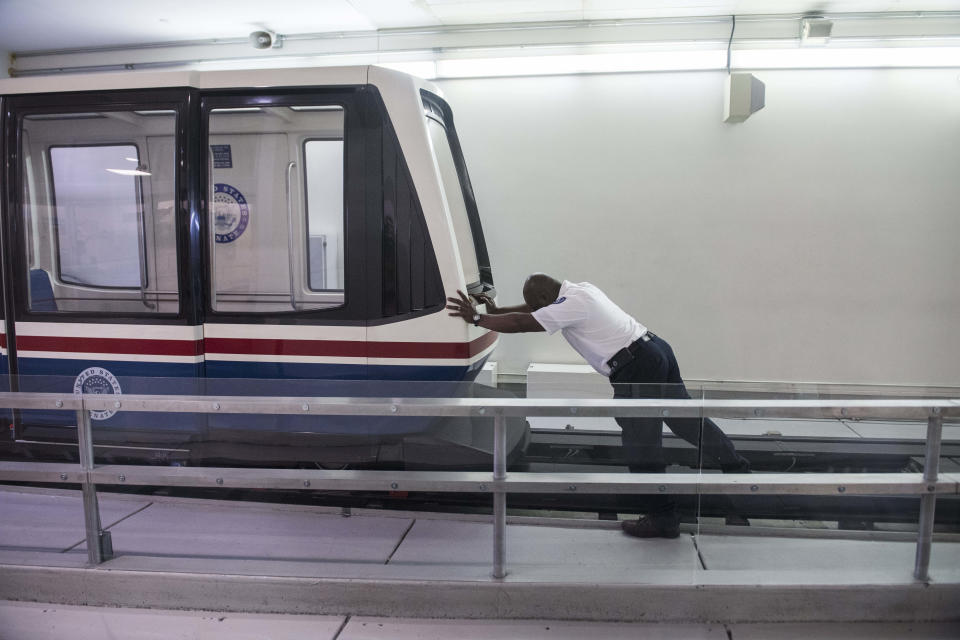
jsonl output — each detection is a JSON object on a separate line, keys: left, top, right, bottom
{"left": 621, "top": 515, "right": 681, "bottom": 539}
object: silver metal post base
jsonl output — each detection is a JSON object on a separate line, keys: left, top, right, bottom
{"left": 81, "top": 483, "right": 113, "bottom": 564}
{"left": 493, "top": 415, "right": 507, "bottom": 579}
{"left": 913, "top": 415, "right": 943, "bottom": 582}
{"left": 493, "top": 490, "right": 506, "bottom": 579}
{"left": 77, "top": 408, "right": 113, "bottom": 565}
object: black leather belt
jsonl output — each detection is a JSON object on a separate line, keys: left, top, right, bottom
{"left": 607, "top": 332, "right": 654, "bottom": 378}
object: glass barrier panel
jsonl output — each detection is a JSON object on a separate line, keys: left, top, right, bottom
{"left": 693, "top": 383, "right": 959, "bottom": 579}
{"left": 1, "top": 376, "right": 954, "bottom": 573}
{"left": 0, "top": 375, "right": 527, "bottom": 565}
{"left": 0, "top": 391, "right": 91, "bottom": 558}
{"left": 525, "top": 378, "right": 703, "bottom": 576}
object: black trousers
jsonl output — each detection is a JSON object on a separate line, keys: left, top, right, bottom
{"left": 610, "top": 333, "right": 746, "bottom": 515}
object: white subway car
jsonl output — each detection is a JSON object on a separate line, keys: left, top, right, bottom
{"left": 0, "top": 66, "right": 527, "bottom": 467}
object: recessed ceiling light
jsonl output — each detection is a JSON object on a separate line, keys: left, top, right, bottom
{"left": 106, "top": 169, "right": 151, "bottom": 177}
{"left": 212, "top": 108, "right": 263, "bottom": 114}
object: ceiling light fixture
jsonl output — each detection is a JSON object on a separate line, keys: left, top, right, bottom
{"left": 382, "top": 45, "right": 960, "bottom": 80}
{"left": 734, "top": 46, "right": 960, "bottom": 70}
{"left": 106, "top": 168, "right": 151, "bottom": 176}
{"left": 433, "top": 49, "right": 727, "bottom": 78}
{"left": 185, "top": 42, "right": 960, "bottom": 80}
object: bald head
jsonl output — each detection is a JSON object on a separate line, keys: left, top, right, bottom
{"left": 523, "top": 273, "right": 562, "bottom": 311}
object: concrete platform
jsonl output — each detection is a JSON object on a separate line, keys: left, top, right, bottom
{"left": 697, "top": 534, "right": 960, "bottom": 573}
{"left": 0, "top": 486, "right": 958, "bottom": 623}
{"left": 389, "top": 518, "right": 701, "bottom": 582}
{"left": 340, "top": 620, "right": 960, "bottom": 639}
{"left": 726, "top": 622, "right": 960, "bottom": 639}
{"left": 89, "top": 500, "right": 413, "bottom": 562}
{"left": 0, "top": 601, "right": 346, "bottom": 639}
{"left": 0, "top": 489, "right": 150, "bottom": 552}
{"left": 5, "top": 602, "right": 956, "bottom": 640}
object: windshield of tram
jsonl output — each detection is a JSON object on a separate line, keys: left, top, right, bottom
{"left": 423, "top": 101, "right": 481, "bottom": 287}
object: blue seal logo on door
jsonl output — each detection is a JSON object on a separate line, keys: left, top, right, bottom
{"left": 213, "top": 183, "right": 250, "bottom": 243}
{"left": 73, "top": 367, "right": 123, "bottom": 421}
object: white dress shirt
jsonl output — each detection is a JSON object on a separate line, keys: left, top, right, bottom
{"left": 531, "top": 281, "right": 646, "bottom": 376}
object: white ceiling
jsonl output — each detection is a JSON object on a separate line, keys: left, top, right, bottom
{"left": 0, "top": 0, "right": 957, "bottom": 53}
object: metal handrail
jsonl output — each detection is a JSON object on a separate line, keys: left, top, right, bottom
{"left": 0, "top": 466, "right": 946, "bottom": 496}
{"left": 0, "top": 391, "right": 955, "bottom": 581}
{"left": 1, "top": 392, "right": 956, "bottom": 418}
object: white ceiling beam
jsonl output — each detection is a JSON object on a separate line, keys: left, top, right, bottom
{"left": 12, "top": 36, "right": 380, "bottom": 74}
{"left": 10, "top": 13, "right": 960, "bottom": 76}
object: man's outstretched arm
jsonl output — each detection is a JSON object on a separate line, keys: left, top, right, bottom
{"left": 477, "top": 312, "right": 544, "bottom": 334}
{"left": 473, "top": 293, "right": 531, "bottom": 315}
{"left": 446, "top": 290, "right": 544, "bottom": 334}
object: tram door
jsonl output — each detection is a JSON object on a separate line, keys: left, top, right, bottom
{"left": 3, "top": 90, "right": 201, "bottom": 453}
{"left": 201, "top": 96, "right": 368, "bottom": 388}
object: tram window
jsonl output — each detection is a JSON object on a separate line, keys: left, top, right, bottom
{"left": 208, "top": 105, "right": 345, "bottom": 313}
{"left": 50, "top": 145, "right": 142, "bottom": 288}
{"left": 424, "top": 114, "right": 481, "bottom": 286}
{"left": 304, "top": 139, "right": 344, "bottom": 292}
{"left": 20, "top": 111, "right": 180, "bottom": 314}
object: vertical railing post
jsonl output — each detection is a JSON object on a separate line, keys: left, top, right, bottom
{"left": 77, "top": 406, "right": 112, "bottom": 565}
{"left": 492, "top": 413, "right": 507, "bottom": 579}
{"left": 913, "top": 412, "right": 943, "bottom": 581}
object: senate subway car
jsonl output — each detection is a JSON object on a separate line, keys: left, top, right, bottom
{"left": 0, "top": 66, "right": 527, "bottom": 468}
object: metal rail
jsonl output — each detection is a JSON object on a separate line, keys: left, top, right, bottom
{"left": 0, "top": 391, "right": 957, "bottom": 581}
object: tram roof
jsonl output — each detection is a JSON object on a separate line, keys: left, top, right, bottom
{"left": 0, "top": 65, "right": 427, "bottom": 96}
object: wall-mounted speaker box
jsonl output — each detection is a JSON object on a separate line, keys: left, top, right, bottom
{"left": 724, "top": 72, "right": 765, "bottom": 123}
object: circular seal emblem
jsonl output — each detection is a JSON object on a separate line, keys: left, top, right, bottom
{"left": 213, "top": 183, "right": 250, "bottom": 243}
{"left": 73, "top": 367, "right": 123, "bottom": 421}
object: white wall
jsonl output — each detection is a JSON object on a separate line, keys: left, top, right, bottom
{"left": 437, "top": 69, "right": 960, "bottom": 386}
{"left": 0, "top": 52, "right": 9, "bottom": 78}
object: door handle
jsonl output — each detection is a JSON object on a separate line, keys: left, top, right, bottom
{"left": 285, "top": 161, "right": 298, "bottom": 311}
{"left": 134, "top": 167, "right": 155, "bottom": 310}
{"left": 208, "top": 150, "right": 218, "bottom": 311}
